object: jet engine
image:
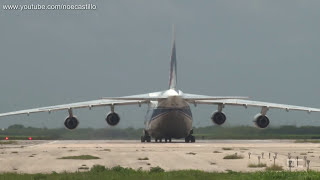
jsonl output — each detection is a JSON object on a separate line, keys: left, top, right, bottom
{"left": 64, "top": 116, "right": 79, "bottom": 130}
{"left": 106, "top": 112, "right": 120, "bottom": 126}
{"left": 211, "top": 111, "right": 226, "bottom": 125}
{"left": 254, "top": 114, "right": 270, "bottom": 128}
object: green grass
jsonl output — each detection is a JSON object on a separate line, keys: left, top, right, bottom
{"left": 0, "top": 135, "right": 51, "bottom": 140}
{"left": 150, "top": 166, "right": 165, "bottom": 173}
{"left": 0, "top": 140, "right": 17, "bottom": 145}
{"left": 266, "top": 164, "right": 283, "bottom": 171}
{"left": 58, "top": 155, "right": 100, "bottom": 160}
{"left": 90, "top": 165, "right": 106, "bottom": 172}
{"left": 223, "top": 154, "right": 244, "bottom": 159}
{"left": 248, "top": 163, "right": 267, "bottom": 168}
{"left": 1, "top": 166, "right": 320, "bottom": 180}
{"left": 295, "top": 139, "right": 320, "bottom": 143}
{"left": 100, "top": 149, "right": 111, "bottom": 151}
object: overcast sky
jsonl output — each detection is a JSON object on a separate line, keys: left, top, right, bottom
{"left": 0, "top": 0, "right": 320, "bottom": 129}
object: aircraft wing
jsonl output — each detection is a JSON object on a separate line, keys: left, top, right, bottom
{"left": 182, "top": 93, "right": 249, "bottom": 101}
{"left": 103, "top": 92, "right": 249, "bottom": 101}
{"left": 195, "top": 99, "right": 320, "bottom": 113}
{"left": 0, "top": 99, "right": 148, "bottom": 117}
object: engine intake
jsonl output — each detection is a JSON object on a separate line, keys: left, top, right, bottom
{"left": 211, "top": 111, "right": 226, "bottom": 125}
{"left": 64, "top": 116, "right": 79, "bottom": 130}
{"left": 254, "top": 114, "right": 270, "bottom": 128}
{"left": 106, "top": 112, "right": 120, "bottom": 126}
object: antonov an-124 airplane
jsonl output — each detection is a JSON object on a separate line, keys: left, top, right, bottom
{"left": 1, "top": 32, "right": 320, "bottom": 143}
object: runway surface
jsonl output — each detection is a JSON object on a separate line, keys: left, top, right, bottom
{"left": 0, "top": 140, "right": 319, "bottom": 173}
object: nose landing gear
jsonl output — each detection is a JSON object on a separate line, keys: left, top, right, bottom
{"left": 155, "top": 138, "right": 172, "bottom": 143}
{"left": 185, "top": 129, "right": 195, "bottom": 143}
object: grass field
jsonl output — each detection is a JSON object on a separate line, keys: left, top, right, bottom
{"left": 57, "top": 155, "right": 100, "bottom": 160}
{"left": 266, "top": 164, "right": 284, "bottom": 171}
{"left": 0, "top": 140, "right": 17, "bottom": 145}
{"left": 1, "top": 166, "right": 320, "bottom": 180}
{"left": 223, "top": 154, "right": 244, "bottom": 159}
{"left": 295, "top": 139, "right": 320, "bottom": 143}
{"left": 248, "top": 163, "right": 267, "bottom": 168}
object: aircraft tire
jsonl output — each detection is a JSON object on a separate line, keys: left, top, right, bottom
{"left": 185, "top": 137, "right": 190, "bottom": 143}
{"left": 191, "top": 136, "right": 195, "bottom": 143}
{"left": 146, "top": 136, "right": 151, "bottom": 142}
{"left": 141, "top": 136, "right": 145, "bottom": 143}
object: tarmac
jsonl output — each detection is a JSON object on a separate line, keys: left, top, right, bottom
{"left": 0, "top": 140, "right": 319, "bottom": 173}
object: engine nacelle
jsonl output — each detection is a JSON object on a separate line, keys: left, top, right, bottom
{"left": 211, "top": 111, "right": 226, "bottom": 125}
{"left": 106, "top": 112, "right": 120, "bottom": 126}
{"left": 64, "top": 116, "right": 79, "bottom": 130}
{"left": 254, "top": 114, "right": 270, "bottom": 128}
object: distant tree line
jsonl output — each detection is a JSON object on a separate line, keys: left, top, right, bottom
{"left": 1, "top": 124, "right": 320, "bottom": 140}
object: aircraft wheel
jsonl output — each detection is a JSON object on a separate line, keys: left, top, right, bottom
{"left": 165, "top": 138, "right": 168, "bottom": 143}
{"left": 160, "top": 139, "right": 162, "bottom": 143}
{"left": 185, "top": 137, "right": 190, "bottom": 143}
{"left": 191, "top": 136, "right": 195, "bottom": 143}
{"left": 141, "top": 136, "right": 145, "bottom": 143}
{"left": 169, "top": 138, "right": 172, "bottom": 143}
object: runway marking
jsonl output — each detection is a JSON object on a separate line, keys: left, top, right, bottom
{"left": 27, "top": 140, "right": 58, "bottom": 148}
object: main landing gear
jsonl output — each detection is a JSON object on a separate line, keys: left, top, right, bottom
{"left": 185, "top": 129, "right": 195, "bottom": 143}
{"left": 185, "top": 135, "right": 195, "bottom": 143}
{"left": 141, "top": 130, "right": 151, "bottom": 143}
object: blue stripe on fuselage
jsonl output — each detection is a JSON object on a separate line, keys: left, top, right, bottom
{"left": 151, "top": 107, "right": 192, "bottom": 121}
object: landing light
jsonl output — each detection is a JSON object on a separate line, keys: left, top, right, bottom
{"left": 28, "top": 137, "right": 32, "bottom": 140}
{"left": 5, "top": 137, "right": 8, "bottom": 140}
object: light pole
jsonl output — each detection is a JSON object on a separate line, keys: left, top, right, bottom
{"left": 304, "top": 156, "right": 307, "bottom": 167}
{"left": 289, "top": 160, "right": 292, "bottom": 172}
{"left": 307, "top": 160, "right": 310, "bottom": 171}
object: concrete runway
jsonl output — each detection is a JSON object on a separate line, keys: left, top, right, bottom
{"left": 0, "top": 140, "right": 319, "bottom": 173}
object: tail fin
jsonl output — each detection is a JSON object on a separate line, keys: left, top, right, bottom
{"left": 169, "top": 26, "right": 177, "bottom": 90}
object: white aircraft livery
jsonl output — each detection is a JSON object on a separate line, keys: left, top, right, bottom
{"left": 1, "top": 31, "right": 320, "bottom": 143}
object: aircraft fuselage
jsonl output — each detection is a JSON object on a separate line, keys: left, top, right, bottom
{"left": 145, "top": 90, "right": 193, "bottom": 139}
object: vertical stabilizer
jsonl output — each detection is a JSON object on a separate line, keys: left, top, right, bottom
{"left": 169, "top": 25, "right": 177, "bottom": 90}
